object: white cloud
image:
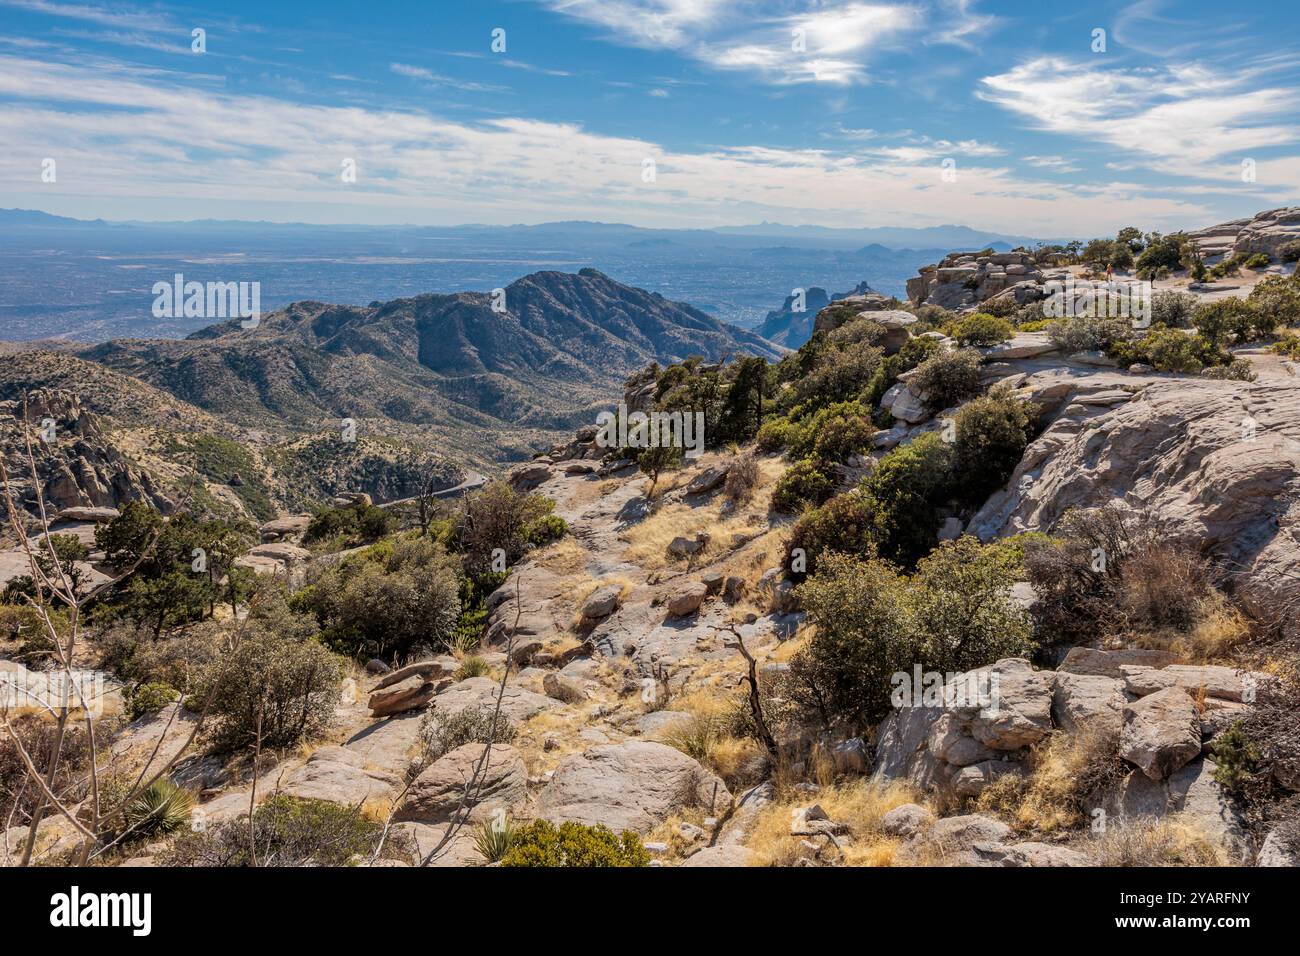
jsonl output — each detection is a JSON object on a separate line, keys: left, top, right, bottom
{"left": 0, "top": 51, "right": 1248, "bottom": 235}
{"left": 0, "top": 0, "right": 176, "bottom": 31}
{"left": 541, "top": 1, "right": 941, "bottom": 85}
{"left": 389, "top": 62, "right": 507, "bottom": 93}
{"left": 979, "top": 57, "right": 1300, "bottom": 176}
{"left": 541, "top": 0, "right": 732, "bottom": 49}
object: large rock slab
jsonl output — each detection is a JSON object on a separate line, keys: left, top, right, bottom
{"left": 1052, "top": 672, "right": 1126, "bottom": 736}
{"left": 536, "top": 741, "right": 732, "bottom": 834}
{"left": 968, "top": 378, "right": 1300, "bottom": 639}
{"left": 1058, "top": 647, "right": 1179, "bottom": 678}
{"left": 1121, "top": 664, "right": 1272, "bottom": 704}
{"left": 431, "top": 677, "right": 559, "bottom": 723}
{"left": 395, "top": 743, "right": 527, "bottom": 823}
{"left": 1119, "top": 687, "right": 1202, "bottom": 780}
{"left": 280, "top": 746, "right": 400, "bottom": 807}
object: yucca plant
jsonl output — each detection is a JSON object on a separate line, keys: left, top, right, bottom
{"left": 455, "top": 655, "right": 491, "bottom": 680}
{"left": 127, "top": 779, "right": 194, "bottom": 838}
{"left": 474, "top": 814, "right": 516, "bottom": 863}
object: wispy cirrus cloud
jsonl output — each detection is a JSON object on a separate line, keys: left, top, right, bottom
{"left": 539, "top": 1, "right": 991, "bottom": 85}
{"left": 0, "top": 50, "right": 1234, "bottom": 234}
{"left": 0, "top": 0, "right": 177, "bottom": 31}
{"left": 389, "top": 62, "right": 508, "bottom": 93}
{"left": 979, "top": 57, "right": 1300, "bottom": 177}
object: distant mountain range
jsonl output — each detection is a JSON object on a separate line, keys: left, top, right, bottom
{"left": 0, "top": 208, "right": 1055, "bottom": 250}
{"left": 55, "top": 269, "right": 781, "bottom": 468}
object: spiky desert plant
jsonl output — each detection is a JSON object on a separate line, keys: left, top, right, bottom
{"left": 127, "top": 779, "right": 194, "bottom": 838}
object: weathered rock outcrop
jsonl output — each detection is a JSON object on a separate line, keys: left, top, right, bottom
{"left": 536, "top": 741, "right": 732, "bottom": 833}
{"left": 396, "top": 744, "right": 528, "bottom": 823}
{"left": 1190, "top": 207, "right": 1300, "bottom": 260}
{"left": 969, "top": 378, "right": 1300, "bottom": 635}
{"left": 907, "top": 251, "right": 1046, "bottom": 310}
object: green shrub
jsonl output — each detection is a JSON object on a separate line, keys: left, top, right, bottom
{"left": 861, "top": 432, "right": 955, "bottom": 567}
{"left": 910, "top": 537, "right": 1033, "bottom": 674}
{"left": 1144, "top": 328, "right": 1212, "bottom": 373}
{"left": 304, "top": 503, "right": 394, "bottom": 547}
{"left": 162, "top": 794, "right": 406, "bottom": 867}
{"left": 296, "top": 534, "right": 461, "bottom": 660}
{"left": 787, "top": 551, "right": 918, "bottom": 730}
{"left": 1047, "top": 315, "right": 1129, "bottom": 354}
{"left": 1193, "top": 298, "right": 1258, "bottom": 345}
{"left": 1278, "top": 240, "right": 1300, "bottom": 263}
{"left": 1201, "top": 359, "right": 1257, "bottom": 381}
{"left": 789, "top": 542, "right": 1033, "bottom": 731}
{"left": 1150, "top": 291, "right": 1197, "bottom": 329}
{"left": 196, "top": 610, "right": 346, "bottom": 752}
{"left": 907, "top": 348, "right": 982, "bottom": 411}
{"left": 1016, "top": 319, "right": 1052, "bottom": 333}
{"left": 128, "top": 681, "right": 180, "bottom": 720}
{"left": 755, "top": 416, "right": 796, "bottom": 452}
{"left": 452, "top": 481, "right": 558, "bottom": 575}
{"left": 1209, "top": 722, "right": 1264, "bottom": 796}
{"left": 951, "top": 313, "right": 1014, "bottom": 346}
{"left": 499, "top": 820, "right": 649, "bottom": 867}
{"left": 787, "top": 346, "right": 883, "bottom": 410}
{"left": 1271, "top": 332, "right": 1300, "bottom": 359}
{"left": 785, "top": 491, "right": 878, "bottom": 579}
{"left": 953, "top": 388, "right": 1034, "bottom": 503}
{"left": 771, "top": 458, "right": 836, "bottom": 513}
{"left": 524, "top": 513, "right": 568, "bottom": 546}
{"left": 788, "top": 401, "right": 874, "bottom": 463}
{"left": 861, "top": 336, "right": 944, "bottom": 408}
{"left": 1247, "top": 275, "right": 1300, "bottom": 333}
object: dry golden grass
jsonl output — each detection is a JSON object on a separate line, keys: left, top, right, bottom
{"left": 568, "top": 574, "right": 636, "bottom": 629}
{"left": 1130, "top": 595, "right": 1252, "bottom": 663}
{"left": 1091, "top": 816, "right": 1231, "bottom": 866}
{"left": 531, "top": 537, "right": 590, "bottom": 575}
{"left": 621, "top": 503, "right": 769, "bottom": 571}
{"left": 653, "top": 688, "right": 767, "bottom": 790}
{"left": 745, "top": 779, "right": 920, "bottom": 867}
{"left": 976, "top": 729, "right": 1122, "bottom": 833}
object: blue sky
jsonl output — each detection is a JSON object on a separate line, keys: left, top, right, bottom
{"left": 1, "top": 0, "right": 1297, "bottom": 235}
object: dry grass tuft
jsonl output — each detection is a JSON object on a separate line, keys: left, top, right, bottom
{"left": 976, "top": 729, "right": 1125, "bottom": 833}
{"left": 531, "top": 537, "right": 590, "bottom": 575}
{"left": 745, "top": 779, "right": 919, "bottom": 867}
{"left": 1091, "top": 816, "right": 1231, "bottom": 866}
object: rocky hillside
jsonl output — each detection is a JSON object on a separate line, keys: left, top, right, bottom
{"left": 73, "top": 269, "right": 782, "bottom": 468}
{"left": 4, "top": 212, "right": 1299, "bottom": 872}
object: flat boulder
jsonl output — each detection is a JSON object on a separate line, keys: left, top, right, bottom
{"left": 685, "top": 465, "right": 729, "bottom": 496}
{"left": 280, "top": 746, "right": 400, "bottom": 807}
{"left": 542, "top": 672, "right": 588, "bottom": 704}
{"left": 1052, "top": 672, "right": 1126, "bottom": 736}
{"left": 667, "top": 581, "right": 708, "bottom": 617}
{"left": 368, "top": 675, "right": 440, "bottom": 717}
{"left": 581, "top": 584, "right": 623, "bottom": 620}
{"left": 536, "top": 741, "right": 732, "bottom": 834}
{"left": 395, "top": 743, "right": 527, "bottom": 824}
{"left": 1119, "top": 686, "right": 1202, "bottom": 780}
{"left": 432, "top": 677, "right": 559, "bottom": 723}
{"left": 1058, "top": 647, "right": 1178, "bottom": 678}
